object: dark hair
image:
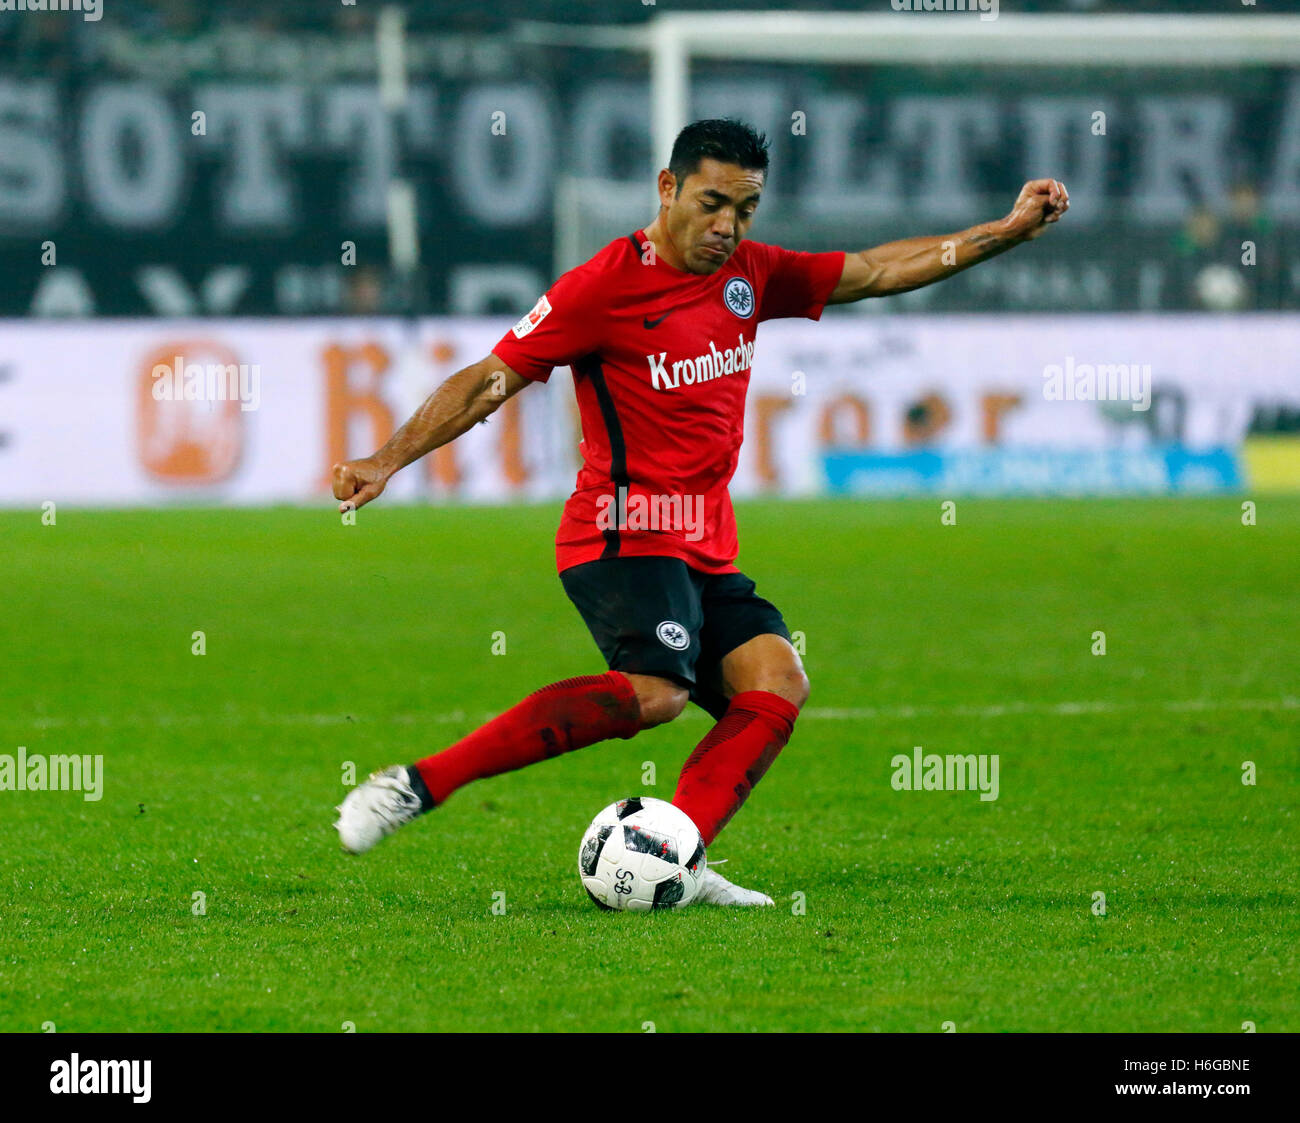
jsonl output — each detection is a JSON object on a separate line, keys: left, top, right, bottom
{"left": 668, "top": 119, "right": 770, "bottom": 188}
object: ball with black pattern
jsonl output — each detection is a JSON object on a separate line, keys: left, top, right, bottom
{"left": 578, "top": 797, "right": 706, "bottom": 911}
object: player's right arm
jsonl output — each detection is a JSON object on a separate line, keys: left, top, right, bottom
{"left": 334, "top": 262, "right": 602, "bottom": 511}
{"left": 331, "top": 355, "right": 528, "bottom": 512}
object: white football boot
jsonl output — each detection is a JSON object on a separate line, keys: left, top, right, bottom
{"left": 694, "top": 861, "right": 775, "bottom": 907}
{"left": 335, "top": 766, "right": 425, "bottom": 854}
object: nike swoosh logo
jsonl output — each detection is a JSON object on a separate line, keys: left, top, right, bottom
{"left": 643, "top": 311, "right": 673, "bottom": 329}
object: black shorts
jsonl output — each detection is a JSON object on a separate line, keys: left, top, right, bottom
{"left": 559, "top": 555, "right": 791, "bottom": 721}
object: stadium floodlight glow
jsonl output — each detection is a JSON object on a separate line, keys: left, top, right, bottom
{"left": 376, "top": 6, "right": 409, "bottom": 113}
{"left": 377, "top": 5, "right": 419, "bottom": 273}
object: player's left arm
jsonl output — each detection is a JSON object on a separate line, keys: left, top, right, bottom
{"left": 827, "top": 178, "right": 1069, "bottom": 304}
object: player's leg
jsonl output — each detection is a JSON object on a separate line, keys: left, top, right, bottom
{"left": 335, "top": 670, "right": 647, "bottom": 853}
{"left": 622, "top": 674, "right": 689, "bottom": 727}
{"left": 335, "top": 557, "right": 701, "bottom": 853}
{"left": 670, "top": 574, "right": 808, "bottom": 905}
{"left": 405, "top": 554, "right": 706, "bottom": 800}
{"left": 674, "top": 632, "right": 807, "bottom": 841}
{"left": 555, "top": 554, "right": 705, "bottom": 730}
{"left": 714, "top": 631, "right": 811, "bottom": 709}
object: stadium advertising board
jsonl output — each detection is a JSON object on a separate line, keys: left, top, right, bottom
{"left": 4, "top": 316, "right": 1297, "bottom": 505}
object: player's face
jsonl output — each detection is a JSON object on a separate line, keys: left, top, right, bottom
{"left": 667, "top": 159, "right": 764, "bottom": 274}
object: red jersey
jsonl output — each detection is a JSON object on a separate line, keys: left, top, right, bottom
{"left": 491, "top": 230, "right": 845, "bottom": 574}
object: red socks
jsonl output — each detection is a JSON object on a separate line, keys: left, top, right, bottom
{"left": 410, "top": 675, "right": 798, "bottom": 844}
{"left": 413, "top": 671, "right": 642, "bottom": 806}
{"left": 672, "top": 690, "right": 799, "bottom": 846}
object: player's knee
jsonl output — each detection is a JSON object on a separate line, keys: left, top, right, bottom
{"left": 641, "top": 685, "right": 689, "bottom": 727}
{"left": 722, "top": 634, "right": 809, "bottom": 712}
{"left": 626, "top": 674, "right": 689, "bottom": 728}
{"left": 755, "top": 663, "right": 810, "bottom": 711}
{"left": 784, "top": 667, "right": 811, "bottom": 711}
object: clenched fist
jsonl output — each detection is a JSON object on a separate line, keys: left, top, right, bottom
{"left": 332, "top": 457, "right": 390, "bottom": 513}
{"left": 1002, "top": 179, "right": 1070, "bottom": 242}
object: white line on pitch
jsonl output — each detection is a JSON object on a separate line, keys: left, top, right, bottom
{"left": 20, "top": 696, "right": 1300, "bottom": 730}
{"left": 804, "top": 697, "right": 1299, "bottom": 721}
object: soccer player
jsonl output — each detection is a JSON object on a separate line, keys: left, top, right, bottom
{"left": 333, "top": 119, "right": 1068, "bottom": 905}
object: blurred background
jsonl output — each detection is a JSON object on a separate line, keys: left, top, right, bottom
{"left": 2, "top": 0, "right": 1299, "bottom": 505}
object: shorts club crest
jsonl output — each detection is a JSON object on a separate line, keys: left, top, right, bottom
{"left": 559, "top": 556, "right": 793, "bottom": 722}
{"left": 657, "top": 620, "right": 690, "bottom": 650}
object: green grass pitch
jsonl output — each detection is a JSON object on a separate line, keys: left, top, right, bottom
{"left": 2, "top": 497, "right": 1296, "bottom": 1032}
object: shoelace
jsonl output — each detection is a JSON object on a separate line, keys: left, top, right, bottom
{"left": 371, "top": 779, "right": 420, "bottom": 830}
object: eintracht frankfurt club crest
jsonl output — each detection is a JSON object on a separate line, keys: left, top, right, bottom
{"left": 657, "top": 621, "right": 690, "bottom": 650}
{"left": 723, "top": 277, "right": 755, "bottom": 319}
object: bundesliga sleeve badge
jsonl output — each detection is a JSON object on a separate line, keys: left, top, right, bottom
{"left": 512, "top": 294, "right": 553, "bottom": 338}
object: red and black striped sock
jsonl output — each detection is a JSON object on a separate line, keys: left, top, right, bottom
{"left": 411, "top": 671, "right": 642, "bottom": 807}
{"left": 671, "top": 690, "right": 799, "bottom": 846}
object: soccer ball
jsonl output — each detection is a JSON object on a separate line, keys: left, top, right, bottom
{"left": 578, "top": 797, "right": 706, "bottom": 911}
